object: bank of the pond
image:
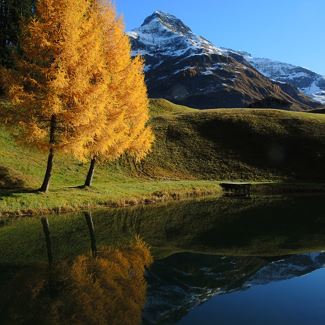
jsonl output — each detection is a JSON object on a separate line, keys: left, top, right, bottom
{"left": 0, "top": 180, "right": 222, "bottom": 218}
{"left": 252, "top": 182, "right": 325, "bottom": 194}
{"left": 2, "top": 98, "right": 325, "bottom": 217}
{"left": 1, "top": 180, "right": 325, "bottom": 218}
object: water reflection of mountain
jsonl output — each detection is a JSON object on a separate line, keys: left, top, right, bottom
{"left": 2, "top": 196, "right": 325, "bottom": 324}
{"left": 143, "top": 252, "right": 325, "bottom": 325}
{"left": 248, "top": 252, "right": 325, "bottom": 285}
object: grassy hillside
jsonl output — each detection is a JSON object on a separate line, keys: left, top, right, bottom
{"left": 145, "top": 99, "right": 325, "bottom": 181}
{"left": 0, "top": 98, "right": 325, "bottom": 215}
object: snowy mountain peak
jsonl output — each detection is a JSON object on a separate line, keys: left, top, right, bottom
{"left": 128, "top": 11, "right": 222, "bottom": 60}
{"left": 128, "top": 12, "right": 322, "bottom": 109}
{"left": 141, "top": 11, "right": 192, "bottom": 35}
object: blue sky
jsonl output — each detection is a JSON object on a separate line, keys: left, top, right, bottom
{"left": 115, "top": 0, "right": 325, "bottom": 75}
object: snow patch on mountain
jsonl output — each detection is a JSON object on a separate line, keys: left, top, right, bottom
{"left": 127, "top": 11, "right": 222, "bottom": 59}
{"left": 245, "top": 55, "right": 325, "bottom": 104}
{"left": 128, "top": 11, "right": 320, "bottom": 109}
{"left": 218, "top": 48, "right": 325, "bottom": 104}
{"left": 302, "top": 81, "right": 325, "bottom": 103}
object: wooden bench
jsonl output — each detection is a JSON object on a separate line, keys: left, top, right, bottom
{"left": 220, "top": 182, "right": 252, "bottom": 197}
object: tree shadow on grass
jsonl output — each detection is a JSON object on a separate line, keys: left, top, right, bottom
{"left": 0, "top": 166, "right": 38, "bottom": 198}
{"left": 0, "top": 188, "right": 39, "bottom": 199}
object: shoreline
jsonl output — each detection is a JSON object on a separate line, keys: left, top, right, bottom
{"left": 1, "top": 181, "right": 325, "bottom": 219}
{"left": 0, "top": 183, "right": 222, "bottom": 218}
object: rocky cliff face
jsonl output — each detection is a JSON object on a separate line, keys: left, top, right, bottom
{"left": 128, "top": 11, "right": 319, "bottom": 110}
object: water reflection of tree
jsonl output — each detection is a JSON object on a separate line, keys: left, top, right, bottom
{"left": 0, "top": 238, "right": 152, "bottom": 325}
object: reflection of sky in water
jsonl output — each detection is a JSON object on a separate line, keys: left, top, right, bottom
{"left": 178, "top": 267, "right": 325, "bottom": 325}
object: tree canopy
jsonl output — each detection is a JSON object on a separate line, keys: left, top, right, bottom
{"left": 1, "top": 0, "right": 153, "bottom": 191}
{"left": 83, "top": 2, "right": 154, "bottom": 187}
{"left": 1, "top": 0, "right": 110, "bottom": 191}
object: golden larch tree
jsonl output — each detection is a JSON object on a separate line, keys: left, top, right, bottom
{"left": 83, "top": 1, "right": 154, "bottom": 187}
{"left": 1, "top": 0, "right": 109, "bottom": 192}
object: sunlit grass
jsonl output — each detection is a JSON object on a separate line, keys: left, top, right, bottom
{"left": 1, "top": 98, "right": 325, "bottom": 216}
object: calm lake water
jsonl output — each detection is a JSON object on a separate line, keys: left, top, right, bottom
{"left": 1, "top": 195, "right": 325, "bottom": 324}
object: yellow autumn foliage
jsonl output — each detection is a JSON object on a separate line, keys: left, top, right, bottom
{"left": 1, "top": 0, "right": 154, "bottom": 190}
{"left": 1, "top": 0, "right": 109, "bottom": 158}
{"left": 85, "top": 1, "right": 154, "bottom": 163}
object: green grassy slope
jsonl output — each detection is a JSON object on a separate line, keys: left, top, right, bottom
{"left": 0, "top": 98, "right": 325, "bottom": 215}
{"left": 0, "top": 99, "right": 222, "bottom": 216}
{"left": 145, "top": 99, "right": 325, "bottom": 181}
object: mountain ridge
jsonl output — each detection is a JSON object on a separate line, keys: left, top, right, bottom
{"left": 128, "top": 11, "right": 322, "bottom": 110}
{"left": 224, "top": 48, "right": 325, "bottom": 104}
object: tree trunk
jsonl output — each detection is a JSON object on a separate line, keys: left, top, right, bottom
{"left": 84, "top": 157, "right": 96, "bottom": 187}
{"left": 41, "top": 217, "right": 53, "bottom": 266}
{"left": 40, "top": 115, "right": 56, "bottom": 193}
{"left": 84, "top": 212, "right": 97, "bottom": 258}
{"left": 39, "top": 148, "right": 54, "bottom": 192}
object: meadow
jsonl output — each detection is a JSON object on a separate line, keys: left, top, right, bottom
{"left": 1, "top": 99, "right": 325, "bottom": 216}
